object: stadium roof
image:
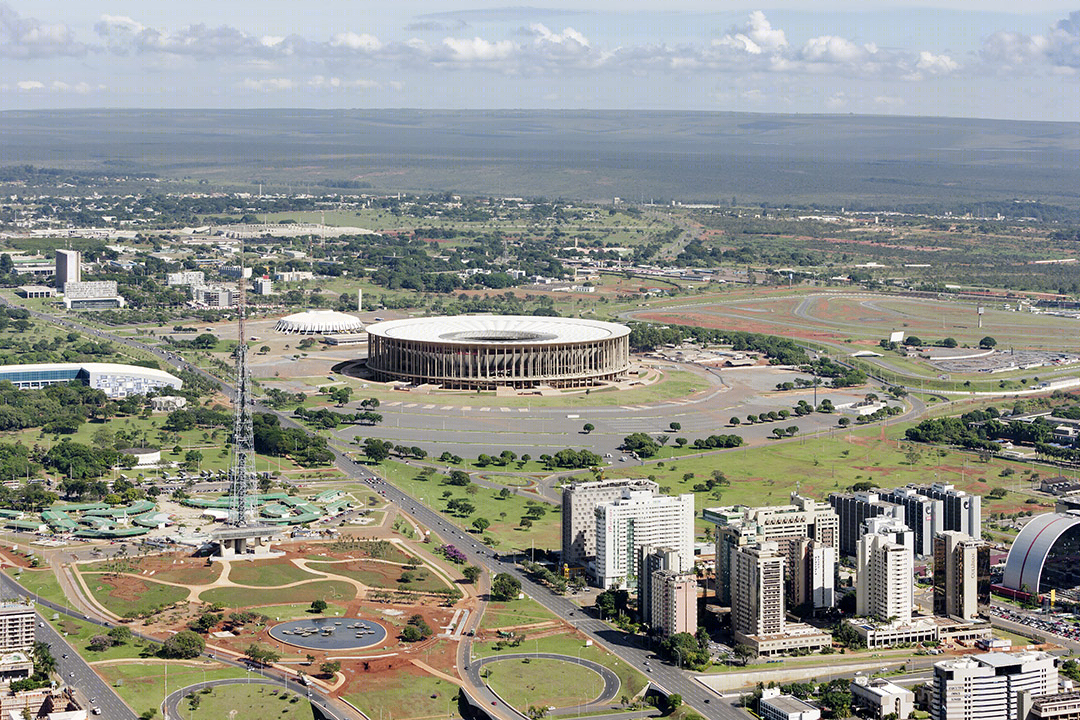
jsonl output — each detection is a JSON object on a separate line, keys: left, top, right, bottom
{"left": 1003, "top": 512, "right": 1080, "bottom": 594}
{"left": 275, "top": 310, "right": 365, "bottom": 335}
{"left": 367, "top": 315, "right": 630, "bottom": 345}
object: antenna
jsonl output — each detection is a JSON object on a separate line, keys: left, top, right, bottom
{"left": 227, "top": 237, "right": 256, "bottom": 527}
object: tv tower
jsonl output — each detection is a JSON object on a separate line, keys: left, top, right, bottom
{"left": 227, "top": 240, "right": 256, "bottom": 526}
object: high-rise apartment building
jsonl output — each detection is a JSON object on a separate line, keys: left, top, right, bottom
{"left": 594, "top": 489, "right": 694, "bottom": 588}
{"left": 931, "top": 651, "right": 1058, "bottom": 720}
{"left": 791, "top": 537, "right": 836, "bottom": 611}
{"left": 648, "top": 570, "right": 697, "bottom": 639}
{"left": 55, "top": 249, "right": 80, "bottom": 291}
{"left": 561, "top": 478, "right": 659, "bottom": 568}
{"left": 934, "top": 531, "right": 990, "bottom": 621}
{"left": 829, "top": 491, "right": 906, "bottom": 556}
{"left": 704, "top": 494, "right": 838, "bottom": 605}
{"left": 857, "top": 532, "right": 913, "bottom": 624}
{"left": 0, "top": 602, "right": 36, "bottom": 653}
{"left": 638, "top": 545, "right": 680, "bottom": 620}
{"left": 732, "top": 542, "right": 785, "bottom": 640}
{"left": 878, "top": 486, "right": 945, "bottom": 557}
{"left": 913, "top": 483, "right": 981, "bottom": 539}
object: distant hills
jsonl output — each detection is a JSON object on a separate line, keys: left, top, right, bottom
{"left": 1, "top": 109, "right": 1077, "bottom": 208}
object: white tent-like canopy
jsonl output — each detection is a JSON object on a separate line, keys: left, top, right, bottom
{"left": 275, "top": 310, "right": 365, "bottom": 335}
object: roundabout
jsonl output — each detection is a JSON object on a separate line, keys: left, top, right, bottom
{"left": 467, "top": 652, "right": 620, "bottom": 712}
{"left": 269, "top": 617, "right": 387, "bottom": 651}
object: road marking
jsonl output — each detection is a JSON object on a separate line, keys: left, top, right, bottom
{"left": 404, "top": 403, "right": 417, "bottom": 408}
{"left": 385, "top": 401, "right": 401, "bottom": 407}
{"left": 500, "top": 407, "right": 511, "bottom": 412}
{"left": 423, "top": 404, "right": 435, "bottom": 409}
{"left": 441, "top": 406, "right": 453, "bottom": 410}
{"left": 461, "top": 406, "right": 471, "bottom": 411}
{"left": 480, "top": 407, "right": 490, "bottom": 412}
{"left": 518, "top": 408, "right": 528, "bottom": 413}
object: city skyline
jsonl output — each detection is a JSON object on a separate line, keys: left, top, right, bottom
{"left": 0, "top": 2, "right": 1076, "bottom": 121}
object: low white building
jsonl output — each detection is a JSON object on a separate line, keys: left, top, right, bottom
{"left": 851, "top": 675, "right": 915, "bottom": 720}
{"left": 759, "top": 688, "right": 821, "bottom": 720}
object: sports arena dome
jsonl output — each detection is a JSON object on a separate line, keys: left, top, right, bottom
{"left": 365, "top": 315, "right": 630, "bottom": 390}
{"left": 275, "top": 310, "right": 365, "bottom": 335}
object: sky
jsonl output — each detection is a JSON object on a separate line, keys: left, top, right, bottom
{"left": 1, "top": 2, "right": 1078, "bottom": 121}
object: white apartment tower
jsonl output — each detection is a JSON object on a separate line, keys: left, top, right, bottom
{"left": 792, "top": 537, "right": 837, "bottom": 610}
{"left": 931, "top": 651, "right": 1058, "bottom": 720}
{"left": 857, "top": 532, "right": 914, "bottom": 623}
{"left": 55, "top": 249, "right": 80, "bottom": 291}
{"left": 0, "top": 602, "right": 36, "bottom": 653}
{"left": 594, "top": 489, "right": 694, "bottom": 588}
{"left": 732, "top": 542, "right": 786, "bottom": 639}
{"left": 562, "top": 478, "right": 659, "bottom": 569}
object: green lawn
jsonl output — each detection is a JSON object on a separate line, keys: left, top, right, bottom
{"left": 485, "top": 657, "right": 603, "bottom": 712}
{"left": 49, "top": 614, "right": 160, "bottom": 662}
{"left": 82, "top": 573, "right": 189, "bottom": 618}
{"left": 344, "top": 673, "right": 459, "bottom": 720}
{"left": 375, "top": 461, "right": 562, "bottom": 553}
{"left": 184, "top": 682, "right": 316, "bottom": 719}
{"left": 97, "top": 661, "right": 248, "bottom": 719}
{"left": 480, "top": 597, "right": 560, "bottom": 630}
{"left": 253, "top": 602, "right": 348, "bottom": 621}
{"left": 200, "top": 580, "right": 355, "bottom": 608}
{"left": 227, "top": 561, "right": 323, "bottom": 587}
{"left": 471, "top": 631, "right": 646, "bottom": 700}
{"left": 307, "top": 560, "right": 451, "bottom": 594}
{"left": 4, "top": 567, "right": 72, "bottom": 609}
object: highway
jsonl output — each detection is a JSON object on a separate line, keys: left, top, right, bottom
{"left": 0, "top": 569, "right": 136, "bottom": 720}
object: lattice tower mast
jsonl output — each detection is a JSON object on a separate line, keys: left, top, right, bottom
{"left": 228, "top": 239, "right": 256, "bottom": 526}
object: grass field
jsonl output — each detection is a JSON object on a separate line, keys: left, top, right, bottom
{"left": 97, "top": 661, "right": 248, "bottom": 718}
{"left": 79, "top": 558, "right": 223, "bottom": 586}
{"left": 619, "top": 422, "right": 1044, "bottom": 532}
{"left": 49, "top": 614, "right": 158, "bottom": 662}
{"left": 254, "top": 602, "right": 347, "bottom": 621}
{"left": 485, "top": 657, "right": 604, "bottom": 711}
{"left": 479, "top": 597, "right": 560, "bottom": 630}
{"left": 344, "top": 672, "right": 459, "bottom": 720}
{"left": 5, "top": 567, "right": 72, "bottom": 609}
{"left": 227, "top": 561, "right": 323, "bottom": 587}
{"left": 471, "top": 631, "right": 646, "bottom": 701}
{"left": 376, "top": 461, "right": 562, "bottom": 552}
{"left": 307, "top": 560, "right": 450, "bottom": 593}
{"left": 83, "top": 573, "right": 189, "bottom": 617}
{"left": 184, "top": 683, "right": 316, "bottom": 719}
{"left": 200, "top": 580, "right": 356, "bottom": 608}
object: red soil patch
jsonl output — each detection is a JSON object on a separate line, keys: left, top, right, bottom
{"left": 95, "top": 574, "right": 150, "bottom": 602}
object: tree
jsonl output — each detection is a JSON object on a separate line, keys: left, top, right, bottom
{"left": 244, "top": 644, "right": 280, "bottom": 665}
{"left": 401, "top": 625, "right": 424, "bottom": 642}
{"left": 980, "top": 336, "right": 998, "bottom": 349}
{"left": 669, "top": 422, "right": 681, "bottom": 432}
{"left": 320, "top": 660, "right": 341, "bottom": 677}
{"left": 666, "top": 694, "right": 683, "bottom": 712}
{"left": 733, "top": 644, "right": 755, "bottom": 666}
{"left": 463, "top": 565, "right": 481, "bottom": 583}
{"left": 310, "top": 599, "right": 328, "bottom": 613}
{"left": 472, "top": 517, "right": 490, "bottom": 534}
{"left": 182, "top": 449, "right": 203, "bottom": 471}
{"left": 193, "top": 333, "right": 217, "bottom": 349}
{"left": 447, "top": 470, "right": 471, "bottom": 486}
{"left": 582, "top": 423, "right": 595, "bottom": 434}
{"left": 838, "top": 417, "right": 851, "bottom": 427}
{"left": 363, "top": 437, "right": 391, "bottom": 463}
{"left": 622, "top": 432, "right": 661, "bottom": 458}
{"left": 730, "top": 416, "right": 741, "bottom": 426}
{"left": 491, "top": 573, "right": 521, "bottom": 601}
{"left": 162, "top": 630, "right": 205, "bottom": 659}
{"left": 259, "top": 345, "right": 270, "bottom": 354}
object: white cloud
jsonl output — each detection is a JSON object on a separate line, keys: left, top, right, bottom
{"left": 874, "top": 95, "right": 906, "bottom": 111}
{"left": 441, "top": 37, "right": 516, "bottom": 63}
{"left": 330, "top": 32, "right": 381, "bottom": 53}
{"left": 717, "top": 10, "right": 787, "bottom": 55}
{"left": 981, "top": 11, "right": 1080, "bottom": 70}
{"left": 1, "top": 2, "right": 87, "bottom": 58}
{"left": 15, "top": 80, "right": 44, "bottom": 91}
{"left": 307, "top": 75, "right": 377, "bottom": 90}
{"left": 916, "top": 51, "right": 959, "bottom": 75}
{"left": 530, "top": 24, "right": 589, "bottom": 49}
{"left": 800, "top": 36, "right": 869, "bottom": 64}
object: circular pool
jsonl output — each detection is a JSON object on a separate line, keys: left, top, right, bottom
{"left": 268, "top": 617, "right": 387, "bottom": 651}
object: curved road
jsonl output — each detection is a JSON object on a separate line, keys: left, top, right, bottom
{"left": 163, "top": 677, "right": 330, "bottom": 720}
{"left": 467, "top": 652, "right": 620, "bottom": 713}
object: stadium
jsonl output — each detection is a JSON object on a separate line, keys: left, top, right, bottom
{"left": 275, "top": 310, "right": 365, "bottom": 335}
{"left": 365, "top": 315, "right": 631, "bottom": 390}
